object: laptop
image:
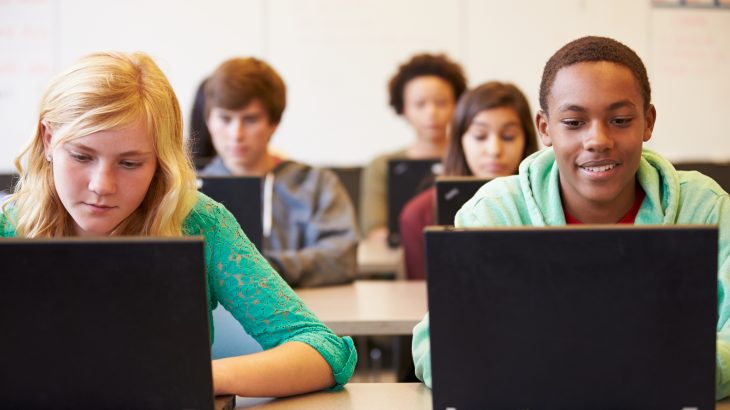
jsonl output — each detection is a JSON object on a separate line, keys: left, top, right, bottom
{"left": 197, "top": 176, "right": 263, "bottom": 250}
{"left": 387, "top": 158, "right": 441, "bottom": 247}
{"left": 0, "top": 237, "right": 234, "bottom": 410}
{"left": 425, "top": 225, "right": 717, "bottom": 410}
{"left": 434, "top": 176, "right": 490, "bottom": 225}
{"left": 0, "top": 173, "right": 17, "bottom": 196}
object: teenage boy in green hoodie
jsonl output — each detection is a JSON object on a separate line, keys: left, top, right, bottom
{"left": 412, "top": 35, "right": 730, "bottom": 399}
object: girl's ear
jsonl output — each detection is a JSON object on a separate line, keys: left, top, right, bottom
{"left": 536, "top": 110, "right": 552, "bottom": 147}
{"left": 41, "top": 121, "right": 53, "bottom": 158}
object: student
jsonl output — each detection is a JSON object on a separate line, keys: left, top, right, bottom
{"left": 0, "top": 51, "right": 356, "bottom": 397}
{"left": 412, "top": 36, "right": 730, "bottom": 399}
{"left": 360, "top": 53, "right": 467, "bottom": 244}
{"left": 189, "top": 77, "right": 216, "bottom": 169}
{"left": 199, "top": 57, "right": 358, "bottom": 288}
{"left": 399, "top": 81, "right": 539, "bottom": 279}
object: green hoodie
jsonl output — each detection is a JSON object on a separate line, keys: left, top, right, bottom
{"left": 412, "top": 148, "right": 730, "bottom": 399}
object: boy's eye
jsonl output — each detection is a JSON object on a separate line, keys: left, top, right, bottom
{"left": 611, "top": 117, "right": 633, "bottom": 127}
{"left": 561, "top": 119, "right": 584, "bottom": 129}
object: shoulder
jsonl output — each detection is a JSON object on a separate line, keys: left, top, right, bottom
{"left": 182, "top": 191, "right": 236, "bottom": 234}
{"left": 403, "top": 187, "right": 434, "bottom": 216}
{"left": 364, "top": 149, "right": 408, "bottom": 172}
{"left": 456, "top": 176, "right": 525, "bottom": 227}
{"left": 273, "top": 161, "right": 342, "bottom": 190}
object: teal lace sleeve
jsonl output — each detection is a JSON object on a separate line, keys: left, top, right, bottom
{"left": 183, "top": 193, "right": 356, "bottom": 387}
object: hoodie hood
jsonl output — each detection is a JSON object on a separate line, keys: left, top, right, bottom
{"left": 517, "top": 148, "right": 682, "bottom": 226}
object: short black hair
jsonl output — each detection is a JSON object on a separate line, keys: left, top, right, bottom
{"left": 539, "top": 36, "right": 651, "bottom": 112}
{"left": 388, "top": 53, "right": 467, "bottom": 115}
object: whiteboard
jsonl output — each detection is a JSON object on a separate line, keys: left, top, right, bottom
{"left": 1, "top": 0, "right": 729, "bottom": 173}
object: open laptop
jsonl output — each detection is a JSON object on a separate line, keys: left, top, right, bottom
{"left": 197, "top": 176, "right": 263, "bottom": 250}
{"left": 434, "top": 176, "right": 490, "bottom": 225}
{"left": 0, "top": 237, "right": 234, "bottom": 410}
{"left": 387, "top": 158, "right": 441, "bottom": 247}
{"left": 425, "top": 225, "right": 717, "bottom": 410}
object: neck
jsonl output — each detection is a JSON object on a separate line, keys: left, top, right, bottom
{"left": 225, "top": 152, "right": 277, "bottom": 177}
{"left": 560, "top": 179, "right": 637, "bottom": 224}
{"left": 407, "top": 136, "right": 447, "bottom": 159}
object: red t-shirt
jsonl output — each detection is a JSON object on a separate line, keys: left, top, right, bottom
{"left": 564, "top": 186, "right": 646, "bottom": 224}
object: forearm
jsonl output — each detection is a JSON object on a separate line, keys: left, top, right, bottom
{"left": 212, "top": 341, "right": 335, "bottom": 397}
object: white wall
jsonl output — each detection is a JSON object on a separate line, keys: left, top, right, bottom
{"left": 1, "top": 0, "right": 729, "bottom": 173}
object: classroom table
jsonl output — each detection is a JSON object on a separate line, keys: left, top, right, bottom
{"left": 221, "top": 384, "right": 730, "bottom": 409}
{"left": 356, "top": 237, "right": 403, "bottom": 278}
{"left": 296, "top": 280, "right": 427, "bottom": 336}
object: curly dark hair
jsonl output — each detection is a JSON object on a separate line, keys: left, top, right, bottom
{"left": 539, "top": 36, "right": 651, "bottom": 113}
{"left": 388, "top": 53, "right": 467, "bottom": 115}
{"left": 444, "top": 81, "right": 539, "bottom": 176}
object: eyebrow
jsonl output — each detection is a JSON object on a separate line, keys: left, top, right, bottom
{"left": 557, "top": 100, "right": 637, "bottom": 113}
{"left": 66, "top": 142, "right": 154, "bottom": 157}
{"left": 470, "top": 120, "right": 520, "bottom": 129}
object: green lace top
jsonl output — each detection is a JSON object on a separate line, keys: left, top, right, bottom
{"left": 0, "top": 192, "right": 357, "bottom": 387}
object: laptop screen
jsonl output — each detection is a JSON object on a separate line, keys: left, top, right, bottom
{"left": 434, "top": 176, "right": 490, "bottom": 225}
{"left": 387, "top": 159, "right": 440, "bottom": 247}
{"left": 197, "top": 176, "right": 263, "bottom": 250}
{"left": 426, "top": 225, "right": 717, "bottom": 410}
{"left": 0, "top": 237, "right": 215, "bottom": 410}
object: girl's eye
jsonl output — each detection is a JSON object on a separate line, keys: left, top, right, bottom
{"left": 120, "top": 161, "right": 142, "bottom": 169}
{"left": 69, "top": 151, "right": 91, "bottom": 162}
{"left": 501, "top": 134, "right": 516, "bottom": 142}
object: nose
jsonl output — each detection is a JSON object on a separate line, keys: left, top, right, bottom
{"left": 583, "top": 121, "right": 613, "bottom": 152}
{"left": 88, "top": 164, "right": 117, "bottom": 196}
{"left": 231, "top": 119, "right": 246, "bottom": 142}
{"left": 484, "top": 134, "right": 502, "bottom": 158}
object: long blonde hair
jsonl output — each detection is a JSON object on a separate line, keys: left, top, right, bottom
{"left": 5, "top": 51, "right": 198, "bottom": 237}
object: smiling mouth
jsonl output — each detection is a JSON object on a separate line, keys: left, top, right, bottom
{"left": 581, "top": 163, "right": 617, "bottom": 172}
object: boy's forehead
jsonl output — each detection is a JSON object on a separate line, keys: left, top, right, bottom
{"left": 548, "top": 61, "right": 644, "bottom": 110}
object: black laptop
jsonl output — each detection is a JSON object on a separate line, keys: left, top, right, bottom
{"left": 387, "top": 158, "right": 440, "bottom": 247}
{"left": 197, "top": 176, "right": 263, "bottom": 250}
{"left": 0, "top": 173, "right": 18, "bottom": 195}
{"left": 0, "top": 237, "right": 224, "bottom": 410}
{"left": 434, "top": 176, "right": 490, "bottom": 225}
{"left": 425, "top": 225, "right": 717, "bottom": 410}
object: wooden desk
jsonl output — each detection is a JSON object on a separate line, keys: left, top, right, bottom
{"left": 356, "top": 237, "right": 402, "bottom": 278}
{"left": 222, "top": 384, "right": 730, "bottom": 409}
{"left": 296, "top": 280, "right": 427, "bottom": 336}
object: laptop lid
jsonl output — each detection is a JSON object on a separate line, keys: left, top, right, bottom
{"left": 426, "top": 225, "right": 717, "bottom": 410}
{"left": 434, "top": 176, "right": 490, "bottom": 225}
{"left": 197, "top": 176, "right": 263, "bottom": 250}
{"left": 0, "top": 173, "right": 18, "bottom": 193}
{"left": 0, "top": 237, "right": 215, "bottom": 410}
{"left": 387, "top": 158, "right": 440, "bottom": 247}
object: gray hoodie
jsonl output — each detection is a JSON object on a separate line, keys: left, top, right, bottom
{"left": 201, "top": 157, "right": 359, "bottom": 287}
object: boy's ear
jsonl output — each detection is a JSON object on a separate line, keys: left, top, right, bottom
{"left": 643, "top": 104, "right": 656, "bottom": 142}
{"left": 536, "top": 110, "right": 552, "bottom": 147}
